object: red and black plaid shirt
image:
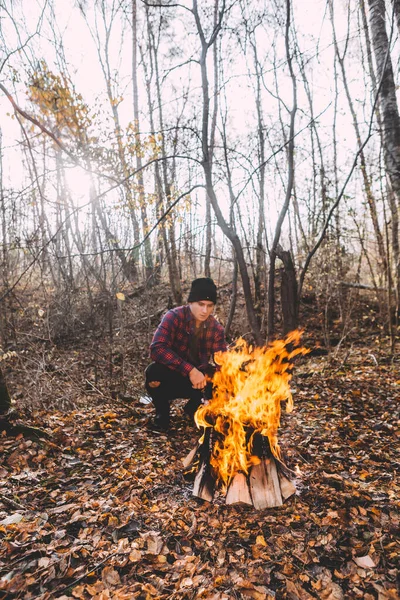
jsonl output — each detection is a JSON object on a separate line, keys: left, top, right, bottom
{"left": 150, "top": 305, "right": 227, "bottom": 375}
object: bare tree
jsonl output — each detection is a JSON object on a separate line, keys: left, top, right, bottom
{"left": 192, "top": 0, "right": 263, "bottom": 344}
{"left": 81, "top": 0, "right": 140, "bottom": 280}
{"left": 366, "top": 0, "right": 400, "bottom": 315}
{"left": 330, "top": 0, "right": 387, "bottom": 276}
{"left": 267, "top": 0, "right": 297, "bottom": 338}
{"left": 144, "top": 4, "right": 182, "bottom": 303}
{"left": 132, "top": 0, "right": 154, "bottom": 282}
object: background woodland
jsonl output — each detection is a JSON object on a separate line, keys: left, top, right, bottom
{"left": 0, "top": 3, "right": 399, "bottom": 599}
{"left": 1, "top": 0, "right": 400, "bottom": 354}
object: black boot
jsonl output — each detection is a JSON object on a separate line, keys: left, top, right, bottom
{"left": 153, "top": 412, "right": 170, "bottom": 430}
{"left": 151, "top": 397, "right": 170, "bottom": 431}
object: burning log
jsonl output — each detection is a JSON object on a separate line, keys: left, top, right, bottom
{"left": 184, "top": 430, "right": 296, "bottom": 508}
{"left": 249, "top": 457, "right": 283, "bottom": 508}
{"left": 181, "top": 443, "right": 200, "bottom": 470}
{"left": 183, "top": 332, "right": 307, "bottom": 509}
{"left": 226, "top": 472, "right": 252, "bottom": 506}
{"left": 191, "top": 428, "right": 216, "bottom": 502}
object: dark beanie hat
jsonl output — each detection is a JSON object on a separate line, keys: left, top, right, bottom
{"left": 187, "top": 277, "right": 217, "bottom": 304}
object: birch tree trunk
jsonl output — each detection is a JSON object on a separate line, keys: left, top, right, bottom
{"left": 146, "top": 9, "right": 182, "bottom": 304}
{"left": 132, "top": 0, "right": 154, "bottom": 283}
{"left": 330, "top": 0, "right": 387, "bottom": 276}
{"left": 204, "top": 0, "right": 220, "bottom": 279}
{"left": 367, "top": 0, "right": 400, "bottom": 310}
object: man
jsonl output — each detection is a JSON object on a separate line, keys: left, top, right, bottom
{"left": 145, "top": 277, "right": 227, "bottom": 430}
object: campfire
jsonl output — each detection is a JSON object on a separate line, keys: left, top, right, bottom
{"left": 183, "top": 331, "right": 308, "bottom": 509}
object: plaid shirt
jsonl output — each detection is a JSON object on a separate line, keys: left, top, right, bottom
{"left": 150, "top": 305, "right": 227, "bottom": 376}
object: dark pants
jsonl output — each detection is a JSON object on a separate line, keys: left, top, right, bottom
{"left": 145, "top": 362, "right": 213, "bottom": 423}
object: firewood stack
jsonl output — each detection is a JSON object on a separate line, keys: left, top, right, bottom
{"left": 182, "top": 332, "right": 307, "bottom": 509}
{"left": 183, "top": 428, "right": 296, "bottom": 509}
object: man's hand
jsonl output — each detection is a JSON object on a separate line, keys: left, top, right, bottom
{"left": 189, "top": 367, "right": 206, "bottom": 389}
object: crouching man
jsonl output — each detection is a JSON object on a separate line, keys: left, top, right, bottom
{"left": 145, "top": 277, "right": 227, "bottom": 430}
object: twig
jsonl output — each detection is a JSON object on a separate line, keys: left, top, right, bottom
{"left": 340, "top": 281, "right": 387, "bottom": 291}
{"left": 112, "top": 396, "right": 139, "bottom": 412}
{"left": 135, "top": 309, "right": 165, "bottom": 324}
{"left": 41, "top": 551, "right": 119, "bottom": 599}
{"left": 0, "top": 493, "right": 27, "bottom": 512}
{"left": 367, "top": 353, "right": 378, "bottom": 366}
{"left": 84, "top": 380, "right": 106, "bottom": 397}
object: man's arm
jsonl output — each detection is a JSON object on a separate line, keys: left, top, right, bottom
{"left": 199, "top": 321, "right": 227, "bottom": 373}
{"left": 212, "top": 323, "right": 228, "bottom": 354}
{"left": 150, "top": 311, "right": 194, "bottom": 376}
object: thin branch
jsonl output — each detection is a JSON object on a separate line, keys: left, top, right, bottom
{"left": 162, "top": 57, "right": 199, "bottom": 84}
{"left": 298, "top": 7, "right": 394, "bottom": 298}
{"left": 50, "top": 552, "right": 119, "bottom": 598}
{"left": 0, "top": 183, "right": 204, "bottom": 299}
{"left": 140, "top": 0, "right": 193, "bottom": 12}
{"left": 0, "top": 493, "right": 27, "bottom": 512}
{"left": 0, "top": 0, "right": 49, "bottom": 74}
{"left": 0, "top": 82, "right": 76, "bottom": 161}
{"left": 235, "top": 102, "right": 332, "bottom": 202}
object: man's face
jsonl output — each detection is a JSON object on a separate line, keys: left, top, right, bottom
{"left": 189, "top": 300, "right": 215, "bottom": 323}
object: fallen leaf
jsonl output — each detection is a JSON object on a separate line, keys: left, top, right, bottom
{"left": 240, "top": 585, "right": 269, "bottom": 600}
{"left": 0, "top": 513, "right": 24, "bottom": 526}
{"left": 101, "top": 566, "right": 121, "bottom": 588}
{"left": 71, "top": 585, "right": 86, "bottom": 599}
{"left": 140, "top": 530, "right": 164, "bottom": 555}
{"left": 180, "top": 577, "right": 193, "bottom": 588}
{"left": 286, "top": 579, "right": 314, "bottom": 599}
{"left": 311, "top": 567, "right": 344, "bottom": 599}
{"left": 353, "top": 555, "right": 376, "bottom": 569}
{"left": 129, "top": 549, "right": 142, "bottom": 562}
{"left": 256, "top": 534, "right": 267, "bottom": 546}
{"left": 38, "top": 557, "right": 51, "bottom": 568}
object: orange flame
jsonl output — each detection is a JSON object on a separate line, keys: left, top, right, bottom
{"left": 195, "top": 330, "right": 308, "bottom": 487}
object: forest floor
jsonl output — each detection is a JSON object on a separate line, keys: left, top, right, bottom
{"left": 0, "top": 288, "right": 399, "bottom": 599}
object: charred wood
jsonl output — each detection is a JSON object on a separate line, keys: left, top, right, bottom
{"left": 185, "top": 428, "right": 296, "bottom": 508}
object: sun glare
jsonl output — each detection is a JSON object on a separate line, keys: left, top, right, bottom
{"left": 64, "top": 166, "right": 93, "bottom": 207}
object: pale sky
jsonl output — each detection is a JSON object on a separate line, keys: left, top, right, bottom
{"left": 0, "top": 0, "right": 381, "bottom": 248}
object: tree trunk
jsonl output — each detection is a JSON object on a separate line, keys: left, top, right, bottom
{"left": 276, "top": 245, "right": 298, "bottom": 334}
{"left": 362, "top": 0, "right": 399, "bottom": 318}
{"left": 267, "top": 0, "right": 297, "bottom": 340}
{"left": 251, "top": 37, "right": 267, "bottom": 325}
{"left": 224, "top": 256, "right": 238, "bottom": 339}
{"left": 390, "top": 0, "right": 400, "bottom": 35}
{"left": 147, "top": 12, "right": 182, "bottom": 304}
{"left": 132, "top": 0, "right": 154, "bottom": 283}
{"left": 330, "top": 0, "right": 387, "bottom": 275}
{"left": 367, "top": 0, "right": 400, "bottom": 306}
{"left": 0, "top": 367, "right": 11, "bottom": 414}
{"left": 204, "top": 1, "right": 220, "bottom": 279}
{"left": 0, "top": 129, "right": 9, "bottom": 347}
{"left": 193, "top": 0, "right": 262, "bottom": 345}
